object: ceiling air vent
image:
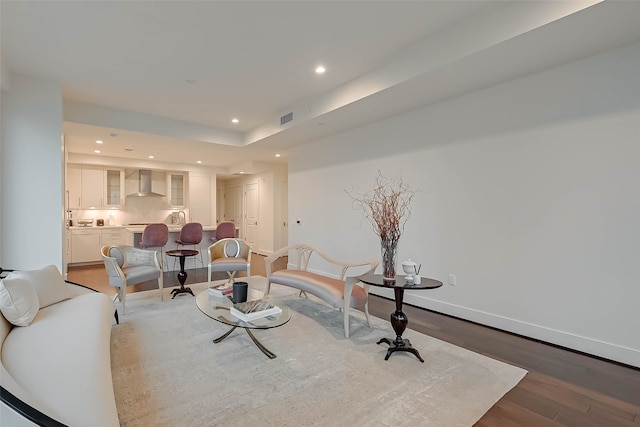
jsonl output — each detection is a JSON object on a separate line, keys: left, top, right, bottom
{"left": 280, "top": 112, "right": 293, "bottom": 125}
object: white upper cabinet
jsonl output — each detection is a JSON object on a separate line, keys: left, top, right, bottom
{"left": 67, "top": 164, "right": 125, "bottom": 209}
{"left": 167, "top": 173, "right": 185, "bottom": 208}
{"left": 189, "top": 174, "right": 211, "bottom": 225}
{"left": 80, "top": 165, "right": 104, "bottom": 208}
{"left": 67, "top": 163, "right": 82, "bottom": 209}
{"left": 104, "top": 168, "right": 125, "bottom": 207}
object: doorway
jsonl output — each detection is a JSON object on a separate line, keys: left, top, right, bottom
{"left": 225, "top": 181, "right": 259, "bottom": 248}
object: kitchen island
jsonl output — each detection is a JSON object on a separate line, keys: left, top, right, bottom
{"left": 68, "top": 224, "right": 237, "bottom": 270}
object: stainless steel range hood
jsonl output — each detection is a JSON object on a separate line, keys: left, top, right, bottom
{"left": 126, "top": 169, "right": 165, "bottom": 197}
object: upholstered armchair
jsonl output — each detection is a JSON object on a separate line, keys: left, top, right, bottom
{"left": 207, "top": 238, "right": 251, "bottom": 287}
{"left": 101, "top": 245, "right": 163, "bottom": 314}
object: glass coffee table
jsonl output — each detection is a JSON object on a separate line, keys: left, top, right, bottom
{"left": 195, "top": 282, "right": 291, "bottom": 359}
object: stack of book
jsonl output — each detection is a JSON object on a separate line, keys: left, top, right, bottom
{"left": 230, "top": 299, "right": 282, "bottom": 321}
{"left": 208, "top": 282, "right": 233, "bottom": 297}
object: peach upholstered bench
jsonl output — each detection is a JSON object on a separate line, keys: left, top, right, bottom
{"left": 264, "top": 244, "right": 378, "bottom": 338}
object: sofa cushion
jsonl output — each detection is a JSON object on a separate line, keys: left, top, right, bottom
{"left": 0, "top": 277, "right": 40, "bottom": 326}
{"left": 8, "top": 265, "right": 71, "bottom": 308}
{"left": 2, "top": 292, "right": 119, "bottom": 427}
{"left": 1, "top": 364, "right": 63, "bottom": 423}
{"left": 211, "top": 257, "right": 249, "bottom": 271}
{"left": 120, "top": 265, "right": 160, "bottom": 284}
{"left": 269, "top": 270, "right": 367, "bottom": 309}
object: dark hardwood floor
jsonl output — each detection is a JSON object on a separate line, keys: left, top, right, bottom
{"left": 69, "top": 256, "right": 640, "bottom": 426}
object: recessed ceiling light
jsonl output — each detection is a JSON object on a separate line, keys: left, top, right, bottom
{"left": 315, "top": 66, "right": 326, "bottom": 74}
{"left": 197, "top": 160, "right": 202, "bottom": 164}
{"left": 148, "top": 155, "right": 154, "bottom": 159}
{"left": 275, "top": 154, "right": 281, "bottom": 158}
{"left": 94, "top": 150, "right": 101, "bottom": 154}
{"left": 96, "top": 140, "right": 103, "bottom": 144}
{"left": 231, "top": 118, "right": 239, "bottom": 123}
{"left": 239, "top": 171, "right": 245, "bottom": 174}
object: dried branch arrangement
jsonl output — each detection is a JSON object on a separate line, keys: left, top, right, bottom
{"left": 346, "top": 171, "right": 415, "bottom": 278}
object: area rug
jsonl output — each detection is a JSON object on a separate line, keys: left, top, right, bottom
{"left": 110, "top": 278, "right": 526, "bottom": 426}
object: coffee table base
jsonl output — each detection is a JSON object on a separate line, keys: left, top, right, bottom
{"left": 377, "top": 337, "right": 425, "bottom": 363}
{"left": 213, "top": 326, "right": 277, "bottom": 359}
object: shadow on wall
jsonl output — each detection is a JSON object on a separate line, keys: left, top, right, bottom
{"left": 290, "top": 42, "right": 640, "bottom": 173}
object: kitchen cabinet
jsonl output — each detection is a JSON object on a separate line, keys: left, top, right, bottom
{"left": 71, "top": 229, "right": 102, "bottom": 263}
{"left": 167, "top": 173, "right": 185, "bottom": 208}
{"left": 81, "top": 165, "right": 104, "bottom": 208}
{"left": 105, "top": 168, "right": 125, "bottom": 207}
{"left": 64, "top": 228, "right": 72, "bottom": 264}
{"left": 70, "top": 228, "right": 125, "bottom": 263}
{"left": 100, "top": 228, "right": 125, "bottom": 247}
{"left": 67, "top": 163, "right": 82, "bottom": 209}
{"left": 189, "top": 174, "right": 211, "bottom": 225}
{"left": 67, "top": 164, "right": 125, "bottom": 209}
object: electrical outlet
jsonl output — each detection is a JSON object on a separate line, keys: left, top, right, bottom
{"left": 448, "top": 274, "right": 456, "bottom": 286}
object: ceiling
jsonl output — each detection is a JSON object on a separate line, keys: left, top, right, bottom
{"left": 2, "top": 1, "right": 640, "bottom": 175}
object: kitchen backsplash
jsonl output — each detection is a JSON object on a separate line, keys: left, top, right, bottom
{"left": 70, "top": 196, "right": 189, "bottom": 226}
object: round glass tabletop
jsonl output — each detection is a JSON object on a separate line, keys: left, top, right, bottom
{"left": 195, "top": 288, "right": 291, "bottom": 330}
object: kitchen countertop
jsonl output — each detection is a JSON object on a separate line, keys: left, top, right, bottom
{"left": 68, "top": 225, "right": 219, "bottom": 232}
{"left": 124, "top": 225, "right": 218, "bottom": 233}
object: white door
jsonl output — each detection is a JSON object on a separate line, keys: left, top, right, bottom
{"left": 244, "top": 182, "right": 259, "bottom": 247}
{"left": 227, "top": 185, "right": 244, "bottom": 237}
{"left": 216, "top": 182, "right": 225, "bottom": 223}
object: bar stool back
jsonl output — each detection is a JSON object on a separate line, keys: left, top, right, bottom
{"left": 140, "top": 223, "right": 169, "bottom": 270}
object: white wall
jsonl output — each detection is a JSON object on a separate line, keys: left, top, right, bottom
{"left": 1, "top": 74, "right": 64, "bottom": 270}
{"left": 288, "top": 42, "right": 640, "bottom": 367}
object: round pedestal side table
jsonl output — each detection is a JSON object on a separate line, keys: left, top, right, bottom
{"left": 358, "top": 273, "right": 442, "bottom": 362}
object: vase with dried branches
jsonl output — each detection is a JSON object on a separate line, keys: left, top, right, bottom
{"left": 347, "top": 171, "right": 415, "bottom": 280}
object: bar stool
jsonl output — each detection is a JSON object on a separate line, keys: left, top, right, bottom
{"left": 140, "top": 223, "right": 169, "bottom": 270}
{"left": 210, "top": 221, "right": 236, "bottom": 243}
{"left": 175, "top": 222, "right": 204, "bottom": 268}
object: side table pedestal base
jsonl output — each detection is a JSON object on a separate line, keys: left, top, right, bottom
{"left": 171, "top": 287, "right": 194, "bottom": 298}
{"left": 377, "top": 337, "right": 425, "bottom": 363}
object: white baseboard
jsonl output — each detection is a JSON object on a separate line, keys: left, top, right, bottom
{"left": 369, "top": 287, "right": 640, "bottom": 368}
{"left": 269, "top": 264, "right": 640, "bottom": 368}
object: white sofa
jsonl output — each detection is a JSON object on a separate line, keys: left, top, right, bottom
{"left": 0, "top": 265, "right": 119, "bottom": 427}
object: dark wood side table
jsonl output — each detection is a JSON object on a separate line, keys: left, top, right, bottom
{"left": 166, "top": 249, "right": 199, "bottom": 298}
{"left": 358, "top": 273, "right": 442, "bottom": 362}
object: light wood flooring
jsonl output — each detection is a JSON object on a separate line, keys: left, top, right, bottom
{"left": 68, "top": 256, "right": 640, "bottom": 427}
